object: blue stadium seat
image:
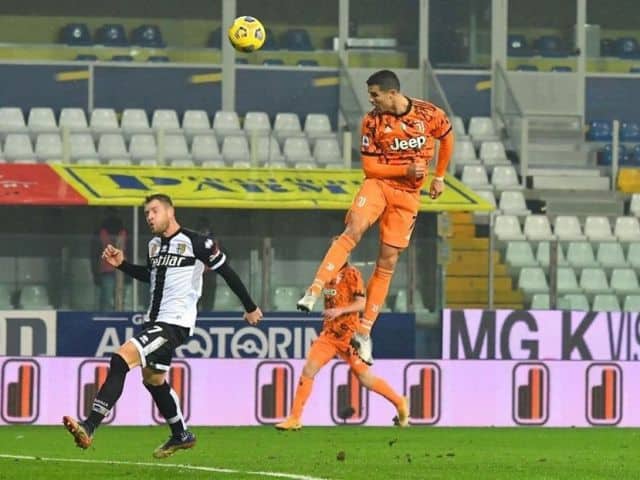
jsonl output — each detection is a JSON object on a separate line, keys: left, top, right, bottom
{"left": 111, "top": 54, "right": 134, "bottom": 62}
{"left": 507, "top": 34, "right": 532, "bottom": 56}
{"left": 551, "top": 65, "right": 572, "bottom": 72}
{"left": 621, "top": 122, "right": 640, "bottom": 142}
{"left": 586, "top": 120, "right": 612, "bottom": 141}
{"left": 96, "top": 24, "right": 129, "bottom": 47}
{"left": 75, "top": 54, "right": 98, "bottom": 61}
{"left": 600, "top": 38, "right": 615, "bottom": 56}
{"left": 633, "top": 145, "right": 640, "bottom": 163}
{"left": 262, "top": 28, "right": 279, "bottom": 50}
{"left": 207, "top": 28, "right": 221, "bottom": 48}
{"left": 630, "top": 66, "right": 640, "bottom": 73}
{"left": 283, "top": 29, "right": 313, "bottom": 51}
{"left": 615, "top": 37, "right": 640, "bottom": 58}
{"left": 516, "top": 64, "right": 538, "bottom": 71}
{"left": 131, "top": 24, "right": 166, "bottom": 48}
{"left": 235, "top": 58, "right": 249, "bottom": 64}
{"left": 147, "top": 55, "right": 170, "bottom": 62}
{"left": 263, "top": 58, "right": 284, "bottom": 66}
{"left": 297, "top": 59, "right": 319, "bottom": 67}
{"left": 599, "top": 144, "right": 629, "bottom": 166}
{"left": 60, "top": 23, "right": 92, "bottom": 46}
{"left": 534, "top": 35, "right": 569, "bottom": 57}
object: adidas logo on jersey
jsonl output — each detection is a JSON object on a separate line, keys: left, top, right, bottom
{"left": 151, "top": 254, "right": 189, "bottom": 268}
{"left": 390, "top": 136, "right": 426, "bottom": 151}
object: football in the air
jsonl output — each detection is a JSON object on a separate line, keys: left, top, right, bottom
{"left": 228, "top": 16, "right": 266, "bottom": 52}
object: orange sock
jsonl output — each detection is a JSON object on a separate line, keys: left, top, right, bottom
{"left": 359, "top": 265, "right": 394, "bottom": 335}
{"left": 308, "top": 234, "right": 357, "bottom": 296}
{"left": 370, "top": 377, "right": 403, "bottom": 408}
{"left": 290, "top": 375, "right": 314, "bottom": 419}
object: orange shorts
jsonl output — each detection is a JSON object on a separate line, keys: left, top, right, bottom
{"left": 347, "top": 178, "right": 420, "bottom": 249}
{"left": 307, "top": 332, "right": 368, "bottom": 376}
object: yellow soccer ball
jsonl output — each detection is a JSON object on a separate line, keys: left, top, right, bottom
{"left": 228, "top": 16, "right": 266, "bottom": 53}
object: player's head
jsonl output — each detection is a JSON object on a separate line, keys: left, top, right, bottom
{"left": 366, "top": 70, "right": 401, "bottom": 113}
{"left": 143, "top": 193, "right": 175, "bottom": 235}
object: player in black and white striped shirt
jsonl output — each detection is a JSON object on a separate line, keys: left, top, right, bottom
{"left": 63, "top": 193, "right": 263, "bottom": 458}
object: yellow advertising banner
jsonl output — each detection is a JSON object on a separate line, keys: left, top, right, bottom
{"left": 52, "top": 165, "right": 494, "bottom": 211}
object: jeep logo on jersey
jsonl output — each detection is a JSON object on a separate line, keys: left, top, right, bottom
{"left": 390, "top": 136, "right": 426, "bottom": 151}
{"left": 150, "top": 254, "right": 193, "bottom": 268}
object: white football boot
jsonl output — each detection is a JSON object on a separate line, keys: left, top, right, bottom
{"left": 351, "top": 332, "right": 374, "bottom": 365}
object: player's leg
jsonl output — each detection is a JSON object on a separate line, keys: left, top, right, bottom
{"left": 144, "top": 368, "right": 196, "bottom": 458}
{"left": 63, "top": 341, "right": 141, "bottom": 448}
{"left": 341, "top": 348, "right": 408, "bottom": 427}
{"left": 297, "top": 179, "right": 385, "bottom": 312}
{"left": 275, "top": 335, "right": 336, "bottom": 430}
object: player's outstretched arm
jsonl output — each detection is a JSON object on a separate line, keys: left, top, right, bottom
{"left": 102, "top": 244, "right": 151, "bottom": 283}
{"left": 323, "top": 295, "right": 366, "bottom": 321}
{"left": 215, "top": 262, "right": 262, "bottom": 324}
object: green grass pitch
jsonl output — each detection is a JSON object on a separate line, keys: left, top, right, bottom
{"left": 0, "top": 426, "right": 638, "bottom": 480}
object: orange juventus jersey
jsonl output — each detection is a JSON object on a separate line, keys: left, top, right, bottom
{"left": 322, "top": 264, "right": 365, "bottom": 339}
{"left": 360, "top": 97, "right": 452, "bottom": 191}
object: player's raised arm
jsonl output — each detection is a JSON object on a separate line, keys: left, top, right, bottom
{"left": 102, "top": 244, "right": 151, "bottom": 283}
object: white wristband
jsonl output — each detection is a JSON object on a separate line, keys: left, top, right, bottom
{"left": 434, "top": 176, "right": 445, "bottom": 181}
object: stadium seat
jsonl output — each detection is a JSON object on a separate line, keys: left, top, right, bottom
{"left": 294, "top": 161, "right": 315, "bottom": 169}
{"left": 148, "top": 55, "right": 170, "bottom": 62}
{"left": 121, "top": 109, "right": 151, "bottom": 137}
{"left": 584, "top": 216, "right": 615, "bottom": 241}
{"left": 131, "top": 24, "right": 166, "bottom": 48}
{"left": 35, "top": 134, "right": 63, "bottom": 162}
{"left": 476, "top": 190, "right": 497, "bottom": 209}
{"left": 297, "top": 59, "right": 319, "bottom": 67}
{"left": 111, "top": 55, "right": 134, "bottom": 62}
{"left": 557, "top": 267, "right": 582, "bottom": 294}
{"left": 59, "top": 108, "right": 89, "bottom": 133}
{"left": 207, "top": 27, "right": 222, "bottom": 48}
{"left": 479, "top": 141, "right": 508, "bottom": 163}
{"left": 494, "top": 215, "right": 526, "bottom": 241}
{"left": 4, "top": 134, "right": 35, "bottom": 161}
{"left": 152, "top": 109, "right": 181, "bottom": 133}
{"left": 516, "top": 64, "right": 538, "bottom": 71}
{"left": 586, "top": 120, "right": 612, "bottom": 142}
{"left": 627, "top": 243, "right": 640, "bottom": 269}
{"left": 90, "top": 108, "right": 119, "bottom": 136}
{"left": 0, "top": 284, "right": 13, "bottom": 309}
{"left": 0, "top": 107, "right": 27, "bottom": 134}
{"left": 304, "top": 113, "right": 332, "bottom": 142}
{"left": 273, "top": 113, "right": 303, "bottom": 143}
{"left": 18, "top": 285, "right": 52, "bottom": 309}
{"left": 60, "top": 23, "right": 93, "bottom": 46}
{"left": 507, "top": 34, "right": 533, "bottom": 56}
{"left": 16, "top": 257, "right": 48, "bottom": 285}
{"left": 213, "top": 111, "right": 243, "bottom": 140}
{"left": 468, "top": 117, "right": 498, "bottom": 144}
{"left": 95, "top": 24, "right": 129, "bottom": 47}
{"left": 69, "top": 134, "right": 97, "bottom": 160}
{"left": 283, "top": 137, "right": 313, "bottom": 164}
{"left": 222, "top": 136, "right": 250, "bottom": 163}
{"left": 260, "top": 28, "right": 278, "bottom": 50}
{"left": 611, "top": 268, "right": 640, "bottom": 294}
{"left": 551, "top": 65, "right": 572, "bottom": 72}
{"left": 492, "top": 166, "right": 520, "bottom": 190}
{"left": 163, "top": 135, "right": 191, "bottom": 161}
{"left": 592, "top": 294, "right": 621, "bottom": 312}
{"left": 614, "top": 37, "right": 640, "bottom": 58}
{"left": 505, "top": 241, "right": 538, "bottom": 268}
{"left": 235, "top": 58, "right": 249, "bottom": 65}
{"left": 283, "top": 29, "right": 313, "bottom": 50}
{"left": 524, "top": 215, "right": 555, "bottom": 241}
{"left": 129, "top": 134, "right": 157, "bottom": 161}
{"left": 553, "top": 216, "right": 586, "bottom": 241}
{"left": 249, "top": 135, "right": 282, "bottom": 165}
{"left": 499, "top": 190, "right": 530, "bottom": 215}
{"left": 170, "top": 158, "right": 194, "bottom": 168}
{"left": 75, "top": 54, "right": 98, "bottom": 61}
{"left": 614, "top": 216, "right": 640, "bottom": 241}
{"left": 630, "top": 67, "right": 640, "bottom": 73}
{"left": 27, "top": 108, "right": 57, "bottom": 135}
{"left": 601, "top": 38, "right": 615, "bottom": 56}
{"left": 561, "top": 294, "right": 590, "bottom": 311}
{"left": 452, "top": 140, "right": 480, "bottom": 170}
{"left": 263, "top": 59, "right": 285, "bottom": 66}
{"left": 530, "top": 293, "right": 550, "bottom": 309}
{"left": 566, "top": 241, "right": 598, "bottom": 268}
{"left": 536, "top": 242, "right": 569, "bottom": 270}
{"left": 620, "top": 122, "right": 640, "bottom": 142}
{"left": 272, "top": 286, "right": 300, "bottom": 311}
{"left": 452, "top": 116, "right": 466, "bottom": 136}
{"left": 313, "top": 137, "right": 341, "bottom": 166}
{"left": 596, "top": 243, "right": 628, "bottom": 269}
{"left": 631, "top": 194, "right": 640, "bottom": 216}
{"left": 518, "top": 267, "right": 549, "bottom": 295}
{"left": 534, "top": 35, "right": 569, "bottom": 57}
{"left": 98, "top": 134, "right": 128, "bottom": 159}
{"left": 579, "top": 267, "right": 611, "bottom": 294}
{"left": 264, "top": 160, "right": 288, "bottom": 169}
{"left": 76, "top": 158, "right": 100, "bottom": 165}
{"left": 201, "top": 159, "right": 226, "bottom": 169}
{"left": 461, "top": 165, "right": 490, "bottom": 189}
{"left": 243, "top": 111, "right": 271, "bottom": 136}
{"left": 191, "top": 135, "right": 222, "bottom": 163}
{"left": 599, "top": 144, "right": 629, "bottom": 166}
{"left": 182, "top": 110, "right": 211, "bottom": 139}
{"left": 623, "top": 294, "right": 640, "bottom": 311}
{"left": 213, "top": 285, "right": 243, "bottom": 310}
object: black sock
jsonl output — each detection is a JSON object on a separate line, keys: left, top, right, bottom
{"left": 145, "top": 382, "right": 186, "bottom": 437}
{"left": 85, "top": 354, "right": 130, "bottom": 432}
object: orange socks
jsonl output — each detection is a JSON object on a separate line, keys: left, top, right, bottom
{"left": 290, "top": 375, "right": 314, "bottom": 419}
{"left": 359, "top": 265, "right": 394, "bottom": 335}
{"left": 309, "top": 234, "right": 357, "bottom": 296}
{"left": 370, "top": 377, "right": 403, "bottom": 408}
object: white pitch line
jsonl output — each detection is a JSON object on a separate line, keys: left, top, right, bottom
{"left": 0, "top": 454, "right": 332, "bottom": 480}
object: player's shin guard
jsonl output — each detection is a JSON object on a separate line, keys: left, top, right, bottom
{"left": 360, "top": 265, "right": 394, "bottom": 334}
{"left": 308, "top": 234, "right": 356, "bottom": 296}
{"left": 291, "top": 375, "right": 314, "bottom": 419}
{"left": 145, "top": 382, "right": 186, "bottom": 437}
{"left": 85, "top": 354, "right": 130, "bottom": 432}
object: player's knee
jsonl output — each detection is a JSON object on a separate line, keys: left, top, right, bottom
{"left": 356, "top": 370, "right": 374, "bottom": 388}
{"left": 109, "top": 353, "right": 130, "bottom": 375}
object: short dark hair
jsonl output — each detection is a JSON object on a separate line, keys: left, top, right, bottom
{"left": 144, "top": 193, "right": 173, "bottom": 207}
{"left": 366, "top": 70, "right": 400, "bottom": 91}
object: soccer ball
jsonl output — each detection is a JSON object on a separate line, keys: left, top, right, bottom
{"left": 228, "top": 16, "right": 266, "bottom": 53}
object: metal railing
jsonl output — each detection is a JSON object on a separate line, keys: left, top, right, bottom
{"left": 338, "top": 59, "right": 364, "bottom": 161}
